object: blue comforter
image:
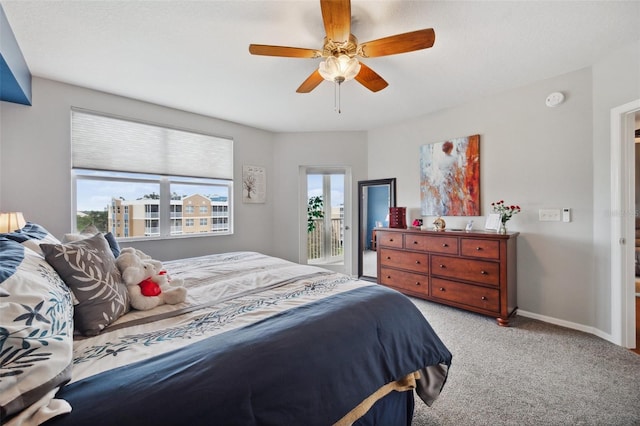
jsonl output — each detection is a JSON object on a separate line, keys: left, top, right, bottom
{"left": 46, "top": 285, "right": 451, "bottom": 425}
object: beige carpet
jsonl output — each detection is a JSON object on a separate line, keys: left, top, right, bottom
{"left": 409, "top": 298, "right": 640, "bottom": 426}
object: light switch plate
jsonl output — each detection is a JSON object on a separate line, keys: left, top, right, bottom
{"left": 539, "top": 209, "right": 561, "bottom": 221}
{"left": 562, "top": 208, "right": 571, "bottom": 222}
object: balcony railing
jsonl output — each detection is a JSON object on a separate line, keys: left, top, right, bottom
{"left": 144, "top": 227, "right": 160, "bottom": 235}
{"left": 307, "top": 218, "right": 343, "bottom": 261}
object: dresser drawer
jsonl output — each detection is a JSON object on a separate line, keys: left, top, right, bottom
{"left": 460, "top": 238, "right": 500, "bottom": 260}
{"left": 380, "top": 267, "right": 429, "bottom": 296}
{"left": 376, "top": 231, "right": 403, "bottom": 248}
{"left": 405, "top": 234, "right": 458, "bottom": 254}
{"left": 431, "top": 278, "right": 500, "bottom": 313}
{"left": 379, "top": 248, "right": 429, "bottom": 273}
{"left": 431, "top": 255, "right": 500, "bottom": 286}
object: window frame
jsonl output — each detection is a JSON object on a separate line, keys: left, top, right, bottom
{"left": 72, "top": 169, "right": 233, "bottom": 241}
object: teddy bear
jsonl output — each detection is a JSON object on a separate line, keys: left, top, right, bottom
{"left": 115, "top": 247, "right": 187, "bottom": 311}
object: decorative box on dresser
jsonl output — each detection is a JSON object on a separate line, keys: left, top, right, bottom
{"left": 376, "top": 228, "right": 518, "bottom": 326}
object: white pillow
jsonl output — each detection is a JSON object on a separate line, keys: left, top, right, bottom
{"left": 0, "top": 238, "right": 74, "bottom": 423}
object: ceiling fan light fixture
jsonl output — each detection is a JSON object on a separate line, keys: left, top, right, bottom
{"left": 318, "top": 54, "right": 361, "bottom": 83}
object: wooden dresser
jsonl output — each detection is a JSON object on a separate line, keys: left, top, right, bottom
{"left": 376, "top": 228, "right": 518, "bottom": 326}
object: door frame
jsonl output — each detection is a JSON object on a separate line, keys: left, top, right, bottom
{"left": 610, "top": 98, "right": 640, "bottom": 348}
{"left": 357, "top": 178, "right": 396, "bottom": 281}
{"left": 298, "top": 166, "right": 352, "bottom": 275}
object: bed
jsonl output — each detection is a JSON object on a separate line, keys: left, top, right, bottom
{"left": 1, "top": 224, "right": 452, "bottom": 425}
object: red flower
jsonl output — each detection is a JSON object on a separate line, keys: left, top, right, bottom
{"left": 491, "top": 200, "right": 521, "bottom": 223}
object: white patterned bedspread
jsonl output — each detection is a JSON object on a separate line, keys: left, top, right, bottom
{"left": 70, "top": 251, "right": 374, "bottom": 384}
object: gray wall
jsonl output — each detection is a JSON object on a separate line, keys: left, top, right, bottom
{"left": 367, "top": 67, "right": 594, "bottom": 328}
{"left": 271, "top": 131, "right": 368, "bottom": 269}
{"left": 1, "top": 40, "right": 638, "bottom": 338}
{"left": 366, "top": 40, "right": 640, "bottom": 334}
{"left": 592, "top": 40, "right": 640, "bottom": 334}
{"left": 0, "top": 77, "right": 276, "bottom": 261}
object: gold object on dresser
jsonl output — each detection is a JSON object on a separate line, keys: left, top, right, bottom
{"left": 432, "top": 217, "right": 446, "bottom": 231}
{"left": 376, "top": 228, "right": 518, "bottom": 326}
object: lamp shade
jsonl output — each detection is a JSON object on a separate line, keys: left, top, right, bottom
{"left": 0, "top": 212, "right": 26, "bottom": 233}
{"left": 318, "top": 55, "right": 361, "bottom": 83}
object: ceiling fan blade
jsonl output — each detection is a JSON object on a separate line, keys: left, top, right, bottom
{"left": 249, "top": 44, "right": 321, "bottom": 58}
{"left": 359, "top": 28, "right": 435, "bottom": 58}
{"left": 296, "top": 69, "right": 325, "bottom": 93}
{"left": 320, "top": 0, "right": 351, "bottom": 43}
{"left": 355, "top": 62, "right": 388, "bottom": 92}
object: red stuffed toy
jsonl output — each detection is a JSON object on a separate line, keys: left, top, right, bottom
{"left": 138, "top": 270, "right": 174, "bottom": 296}
{"left": 139, "top": 277, "right": 162, "bottom": 297}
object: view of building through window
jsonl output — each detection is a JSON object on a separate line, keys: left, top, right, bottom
{"left": 75, "top": 170, "right": 231, "bottom": 238}
{"left": 108, "top": 193, "right": 229, "bottom": 238}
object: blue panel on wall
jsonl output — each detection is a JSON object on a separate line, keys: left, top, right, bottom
{"left": 366, "top": 186, "right": 389, "bottom": 250}
{"left": 0, "top": 5, "right": 32, "bottom": 106}
{"left": 0, "top": 54, "right": 30, "bottom": 105}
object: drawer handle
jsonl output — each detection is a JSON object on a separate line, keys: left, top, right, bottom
{"left": 389, "top": 238, "right": 394, "bottom": 242}
{"left": 415, "top": 260, "right": 421, "bottom": 264}
{"left": 386, "top": 256, "right": 391, "bottom": 260}
{"left": 481, "top": 296, "right": 487, "bottom": 301}
{"left": 439, "top": 287, "right": 445, "bottom": 291}
{"left": 439, "top": 264, "right": 446, "bottom": 268}
{"left": 442, "top": 243, "right": 448, "bottom": 247}
{"left": 415, "top": 282, "right": 421, "bottom": 286}
{"left": 480, "top": 270, "right": 487, "bottom": 275}
{"left": 386, "top": 275, "right": 391, "bottom": 279}
{"left": 476, "top": 247, "right": 483, "bottom": 251}
{"left": 413, "top": 240, "right": 419, "bottom": 245}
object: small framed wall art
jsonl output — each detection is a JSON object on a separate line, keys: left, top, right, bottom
{"left": 242, "top": 165, "right": 266, "bottom": 203}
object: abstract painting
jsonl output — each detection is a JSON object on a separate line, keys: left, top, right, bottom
{"left": 420, "top": 134, "right": 480, "bottom": 216}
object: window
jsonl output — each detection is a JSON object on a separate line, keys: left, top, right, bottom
{"left": 72, "top": 109, "right": 233, "bottom": 239}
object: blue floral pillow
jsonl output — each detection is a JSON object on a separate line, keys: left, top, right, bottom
{"left": 0, "top": 222, "right": 62, "bottom": 256}
{"left": 0, "top": 238, "right": 74, "bottom": 423}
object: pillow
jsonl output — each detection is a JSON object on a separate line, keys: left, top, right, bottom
{"left": 103, "top": 232, "right": 121, "bottom": 258}
{"left": 41, "top": 233, "right": 130, "bottom": 336}
{"left": 62, "top": 225, "right": 121, "bottom": 258}
{"left": 0, "top": 238, "right": 74, "bottom": 422}
{"left": 0, "top": 222, "right": 61, "bottom": 256}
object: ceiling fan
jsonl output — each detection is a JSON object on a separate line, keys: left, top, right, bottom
{"left": 248, "top": 0, "right": 435, "bottom": 94}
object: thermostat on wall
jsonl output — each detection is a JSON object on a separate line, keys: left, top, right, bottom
{"left": 545, "top": 92, "right": 565, "bottom": 107}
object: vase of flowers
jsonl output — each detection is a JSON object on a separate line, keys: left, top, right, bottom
{"left": 491, "top": 200, "right": 521, "bottom": 234}
{"left": 498, "top": 221, "right": 507, "bottom": 235}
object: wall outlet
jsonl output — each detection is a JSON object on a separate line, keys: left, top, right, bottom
{"left": 539, "top": 209, "right": 561, "bottom": 221}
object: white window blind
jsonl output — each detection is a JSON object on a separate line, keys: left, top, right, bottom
{"left": 72, "top": 109, "right": 233, "bottom": 180}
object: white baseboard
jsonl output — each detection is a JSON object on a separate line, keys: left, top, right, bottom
{"left": 517, "top": 309, "right": 617, "bottom": 345}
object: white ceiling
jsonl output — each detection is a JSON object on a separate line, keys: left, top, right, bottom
{"left": 2, "top": 1, "right": 639, "bottom": 133}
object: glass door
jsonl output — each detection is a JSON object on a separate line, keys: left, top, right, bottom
{"left": 300, "top": 167, "right": 351, "bottom": 274}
